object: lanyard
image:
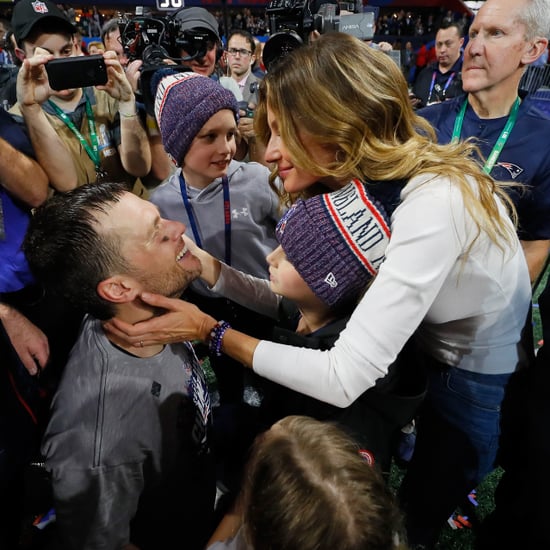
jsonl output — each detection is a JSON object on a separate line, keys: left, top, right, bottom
{"left": 184, "top": 341, "right": 211, "bottom": 455}
{"left": 451, "top": 97, "right": 521, "bottom": 175}
{"left": 179, "top": 173, "right": 232, "bottom": 266}
{"left": 47, "top": 97, "right": 105, "bottom": 177}
{"left": 427, "top": 70, "right": 455, "bottom": 104}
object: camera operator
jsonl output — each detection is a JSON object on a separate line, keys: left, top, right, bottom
{"left": 172, "top": 7, "right": 240, "bottom": 98}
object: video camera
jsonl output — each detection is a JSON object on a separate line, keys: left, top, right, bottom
{"left": 117, "top": 12, "right": 214, "bottom": 113}
{"left": 263, "top": 0, "right": 376, "bottom": 70}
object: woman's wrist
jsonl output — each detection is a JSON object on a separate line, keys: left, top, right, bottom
{"left": 199, "top": 315, "right": 219, "bottom": 343}
{"left": 208, "top": 320, "right": 231, "bottom": 356}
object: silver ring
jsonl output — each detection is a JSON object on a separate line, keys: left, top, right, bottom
{"left": 140, "top": 340, "right": 144, "bottom": 348}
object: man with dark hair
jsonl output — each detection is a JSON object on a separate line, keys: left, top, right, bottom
{"left": 23, "top": 181, "right": 216, "bottom": 549}
{"left": 225, "top": 28, "right": 266, "bottom": 164}
{"left": 412, "top": 22, "right": 464, "bottom": 108}
{"left": 226, "top": 29, "right": 260, "bottom": 104}
{"left": 101, "top": 17, "right": 128, "bottom": 67}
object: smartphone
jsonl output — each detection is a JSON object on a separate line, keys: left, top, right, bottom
{"left": 237, "top": 100, "right": 254, "bottom": 118}
{"left": 45, "top": 54, "right": 108, "bottom": 91}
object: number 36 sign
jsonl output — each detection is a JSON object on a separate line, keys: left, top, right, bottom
{"left": 156, "top": 0, "right": 184, "bottom": 10}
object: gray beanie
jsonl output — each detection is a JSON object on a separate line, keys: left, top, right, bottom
{"left": 276, "top": 180, "right": 391, "bottom": 307}
{"left": 154, "top": 72, "right": 239, "bottom": 165}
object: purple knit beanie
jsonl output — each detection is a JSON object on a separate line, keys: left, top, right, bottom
{"left": 276, "top": 180, "right": 391, "bottom": 307}
{"left": 154, "top": 72, "right": 239, "bottom": 165}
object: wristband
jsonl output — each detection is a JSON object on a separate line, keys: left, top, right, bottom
{"left": 119, "top": 102, "right": 138, "bottom": 118}
{"left": 209, "top": 320, "right": 231, "bottom": 357}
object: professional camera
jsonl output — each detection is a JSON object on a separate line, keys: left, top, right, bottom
{"left": 119, "top": 15, "right": 174, "bottom": 65}
{"left": 118, "top": 13, "right": 215, "bottom": 113}
{"left": 118, "top": 14, "right": 176, "bottom": 112}
{"left": 263, "top": 0, "right": 376, "bottom": 70}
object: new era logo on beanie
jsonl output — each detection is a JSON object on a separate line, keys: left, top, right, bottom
{"left": 276, "top": 180, "right": 391, "bottom": 307}
{"left": 154, "top": 71, "right": 239, "bottom": 166}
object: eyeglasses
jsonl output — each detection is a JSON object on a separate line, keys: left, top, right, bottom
{"left": 227, "top": 48, "right": 252, "bottom": 57}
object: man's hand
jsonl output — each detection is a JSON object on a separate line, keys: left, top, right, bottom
{"left": 377, "top": 41, "right": 393, "bottom": 53}
{"left": 237, "top": 113, "right": 255, "bottom": 141}
{"left": 0, "top": 304, "right": 49, "bottom": 376}
{"left": 97, "top": 51, "right": 134, "bottom": 103}
{"left": 16, "top": 47, "right": 55, "bottom": 107}
{"left": 125, "top": 59, "right": 143, "bottom": 94}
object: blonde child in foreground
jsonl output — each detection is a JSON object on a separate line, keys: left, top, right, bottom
{"left": 207, "top": 415, "right": 408, "bottom": 550}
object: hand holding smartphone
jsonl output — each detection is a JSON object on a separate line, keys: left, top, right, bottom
{"left": 237, "top": 100, "right": 254, "bottom": 118}
{"left": 45, "top": 54, "right": 108, "bottom": 91}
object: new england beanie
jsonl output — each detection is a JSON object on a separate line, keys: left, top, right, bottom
{"left": 154, "top": 71, "right": 239, "bottom": 165}
{"left": 276, "top": 180, "right": 391, "bottom": 308}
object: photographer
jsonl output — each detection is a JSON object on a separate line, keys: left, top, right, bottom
{"left": 171, "top": 7, "right": 240, "bottom": 98}
{"left": 10, "top": 0, "right": 151, "bottom": 195}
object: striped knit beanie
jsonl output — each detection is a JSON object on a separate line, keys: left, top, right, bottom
{"left": 276, "top": 180, "right": 391, "bottom": 307}
{"left": 154, "top": 71, "right": 238, "bottom": 165}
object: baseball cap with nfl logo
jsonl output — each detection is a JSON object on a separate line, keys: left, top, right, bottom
{"left": 11, "top": 0, "right": 76, "bottom": 43}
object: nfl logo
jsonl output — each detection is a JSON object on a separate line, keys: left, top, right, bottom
{"left": 32, "top": 1, "right": 49, "bottom": 14}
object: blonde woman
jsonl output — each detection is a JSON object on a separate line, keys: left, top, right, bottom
{"left": 105, "top": 33, "right": 532, "bottom": 546}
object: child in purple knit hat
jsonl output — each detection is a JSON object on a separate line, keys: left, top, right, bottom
{"left": 150, "top": 69, "right": 285, "bottom": 496}
{"left": 184, "top": 179, "right": 424, "bottom": 476}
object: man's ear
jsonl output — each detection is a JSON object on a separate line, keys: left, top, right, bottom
{"left": 97, "top": 276, "right": 140, "bottom": 304}
{"left": 522, "top": 37, "right": 549, "bottom": 65}
{"left": 14, "top": 47, "right": 26, "bottom": 63}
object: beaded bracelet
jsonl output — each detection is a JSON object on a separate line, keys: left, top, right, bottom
{"left": 209, "top": 320, "right": 231, "bottom": 357}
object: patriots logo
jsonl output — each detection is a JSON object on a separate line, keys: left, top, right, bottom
{"left": 275, "top": 204, "right": 297, "bottom": 237}
{"left": 497, "top": 162, "right": 523, "bottom": 179}
{"left": 32, "top": 1, "right": 49, "bottom": 14}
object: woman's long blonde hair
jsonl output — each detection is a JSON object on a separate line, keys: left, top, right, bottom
{"left": 255, "top": 33, "right": 517, "bottom": 250}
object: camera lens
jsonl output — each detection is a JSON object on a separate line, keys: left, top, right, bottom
{"left": 262, "top": 31, "right": 304, "bottom": 72}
